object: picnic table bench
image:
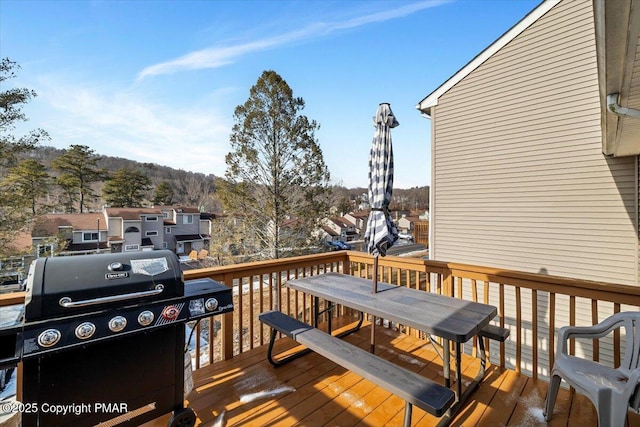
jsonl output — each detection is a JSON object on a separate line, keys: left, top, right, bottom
{"left": 259, "top": 310, "right": 455, "bottom": 427}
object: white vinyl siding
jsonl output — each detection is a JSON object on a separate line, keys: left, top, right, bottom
{"left": 431, "top": 0, "right": 638, "bottom": 286}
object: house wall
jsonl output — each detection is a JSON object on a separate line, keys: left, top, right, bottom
{"left": 164, "top": 226, "right": 176, "bottom": 251}
{"left": 107, "top": 218, "right": 120, "bottom": 238}
{"left": 172, "top": 213, "right": 199, "bottom": 235}
{"left": 430, "top": 0, "right": 638, "bottom": 287}
{"left": 123, "top": 220, "right": 142, "bottom": 251}
{"left": 141, "top": 215, "right": 164, "bottom": 248}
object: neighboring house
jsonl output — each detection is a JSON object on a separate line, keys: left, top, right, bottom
{"left": 157, "top": 206, "right": 210, "bottom": 255}
{"left": 396, "top": 215, "right": 421, "bottom": 235}
{"left": 323, "top": 217, "right": 358, "bottom": 242}
{"left": 343, "top": 211, "right": 369, "bottom": 235}
{"left": 417, "top": 0, "right": 639, "bottom": 287}
{"left": 32, "top": 213, "right": 110, "bottom": 256}
{"left": 318, "top": 225, "right": 341, "bottom": 243}
{"left": 20, "top": 206, "right": 212, "bottom": 257}
{"left": 104, "top": 208, "right": 163, "bottom": 252}
{"left": 416, "top": 0, "right": 639, "bottom": 375}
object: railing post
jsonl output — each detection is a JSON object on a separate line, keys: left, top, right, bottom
{"left": 343, "top": 253, "right": 351, "bottom": 276}
{"left": 443, "top": 265, "right": 453, "bottom": 297}
{"left": 222, "top": 272, "right": 234, "bottom": 360}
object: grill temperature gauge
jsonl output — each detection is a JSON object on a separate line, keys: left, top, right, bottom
{"left": 38, "top": 329, "right": 61, "bottom": 348}
{"left": 75, "top": 322, "right": 96, "bottom": 340}
{"left": 109, "top": 316, "right": 127, "bottom": 332}
{"left": 138, "top": 310, "right": 154, "bottom": 326}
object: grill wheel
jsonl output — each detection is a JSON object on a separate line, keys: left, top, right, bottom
{"left": 168, "top": 407, "right": 196, "bottom": 427}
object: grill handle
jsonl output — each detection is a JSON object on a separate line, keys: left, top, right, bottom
{"left": 59, "top": 284, "right": 164, "bottom": 308}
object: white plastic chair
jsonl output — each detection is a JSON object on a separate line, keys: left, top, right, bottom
{"left": 544, "top": 312, "right": 640, "bottom": 427}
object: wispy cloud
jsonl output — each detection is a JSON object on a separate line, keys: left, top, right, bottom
{"left": 36, "top": 77, "right": 231, "bottom": 176}
{"left": 137, "top": 0, "right": 449, "bottom": 80}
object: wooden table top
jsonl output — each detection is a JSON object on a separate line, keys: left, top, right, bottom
{"left": 286, "top": 272, "right": 497, "bottom": 343}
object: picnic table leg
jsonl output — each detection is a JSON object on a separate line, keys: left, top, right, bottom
{"left": 313, "top": 296, "right": 319, "bottom": 328}
{"left": 402, "top": 402, "right": 413, "bottom": 427}
{"left": 455, "top": 342, "right": 463, "bottom": 398}
{"left": 443, "top": 339, "right": 451, "bottom": 388}
{"left": 437, "top": 338, "right": 488, "bottom": 427}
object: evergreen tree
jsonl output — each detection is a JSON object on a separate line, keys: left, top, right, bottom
{"left": 1, "top": 159, "right": 50, "bottom": 214}
{"left": 103, "top": 168, "right": 151, "bottom": 207}
{"left": 222, "top": 70, "right": 330, "bottom": 259}
{"left": 152, "top": 181, "right": 174, "bottom": 206}
{"left": 52, "top": 145, "right": 103, "bottom": 213}
{"left": 0, "top": 58, "right": 50, "bottom": 256}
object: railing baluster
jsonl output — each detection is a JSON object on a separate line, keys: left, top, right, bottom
{"left": 570, "top": 296, "right": 576, "bottom": 356}
{"left": 499, "top": 283, "right": 506, "bottom": 368}
{"left": 195, "top": 321, "right": 201, "bottom": 369}
{"left": 532, "top": 289, "right": 538, "bottom": 380}
{"left": 249, "top": 274, "right": 254, "bottom": 350}
{"left": 549, "top": 292, "right": 556, "bottom": 373}
{"left": 592, "top": 299, "right": 599, "bottom": 362}
{"left": 614, "top": 302, "right": 621, "bottom": 366}
{"left": 516, "top": 286, "right": 522, "bottom": 373}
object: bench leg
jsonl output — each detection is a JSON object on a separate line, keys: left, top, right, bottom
{"left": 266, "top": 327, "right": 311, "bottom": 367}
{"left": 403, "top": 402, "right": 412, "bottom": 427}
{"left": 265, "top": 309, "right": 364, "bottom": 368}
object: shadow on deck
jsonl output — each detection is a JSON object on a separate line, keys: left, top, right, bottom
{"left": 143, "top": 320, "right": 639, "bottom": 427}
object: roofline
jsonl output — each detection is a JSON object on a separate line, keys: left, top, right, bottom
{"left": 416, "top": 0, "right": 561, "bottom": 116}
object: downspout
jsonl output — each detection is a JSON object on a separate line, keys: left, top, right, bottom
{"left": 607, "top": 93, "right": 640, "bottom": 119}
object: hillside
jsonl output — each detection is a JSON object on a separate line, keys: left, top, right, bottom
{"left": 25, "top": 146, "right": 428, "bottom": 213}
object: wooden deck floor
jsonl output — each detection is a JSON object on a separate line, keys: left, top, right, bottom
{"left": 144, "top": 321, "right": 639, "bottom": 427}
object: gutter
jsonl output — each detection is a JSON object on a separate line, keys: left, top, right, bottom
{"left": 607, "top": 93, "right": 640, "bottom": 119}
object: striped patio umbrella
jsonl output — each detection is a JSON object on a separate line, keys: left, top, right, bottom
{"left": 363, "top": 102, "right": 399, "bottom": 353}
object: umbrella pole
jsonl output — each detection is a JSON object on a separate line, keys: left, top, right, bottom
{"left": 370, "top": 255, "right": 378, "bottom": 353}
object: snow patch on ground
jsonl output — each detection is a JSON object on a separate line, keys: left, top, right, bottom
{"left": 398, "top": 353, "right": 426, "bottom": 367}
{"left": 340, "top": 391, "right": 371, "bottom": 412}
{"left": 239, "top": 386, "right": 295, "bottom": 404}
{"left": 211, "top": 410, "right": 225, "bottom": 427}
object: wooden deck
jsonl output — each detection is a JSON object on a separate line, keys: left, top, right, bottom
{"left": 144, "top": 320, "right": 639, "bottom": 427}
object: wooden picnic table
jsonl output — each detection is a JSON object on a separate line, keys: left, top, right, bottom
{"left": 285, "top": 272, "right": 498, "bottom": 424}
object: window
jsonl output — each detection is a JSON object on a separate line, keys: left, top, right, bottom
{"left": 163, "top": 242, "right": 168, "bottom": 249}
{"left": 37, "top": 244, "right": 54, "bottom": 257}
{"left": 162, "top": 212, "right": 169, "bottom": 219}
{"left": 145, "top": 216, "right": 158, "bottom": 222}
{"left": 125, "top": 226, "right": 140, "bottom": 233}
{"left": 183, "top": 215, "right": 193, "bottom": 224}
{"left": 124, "top": 244, "right": 139, "bottom": 251}
{"left": 145, "top": 231, "right": 158, "bottom": 237}
{"left": 83, "top": 232, "right": 99, "bottom": 242}
{"left": 165, "top": 227, "right": 172, "bottom": 234}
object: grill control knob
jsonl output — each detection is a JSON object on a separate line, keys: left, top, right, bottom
{"left": 75, "top": 322, "right": 96, "bottom": 340}
{"left": 108, "top": 316, "right": 127, "bottom": 332}
{"left": 205, "top": 298, "right": 219, "bottom": 311}
{"left": 138, "top": 310, "right": 154, "bottom": 326}
{"left": 38, "top": 329, "right": 61, "bottom": 348}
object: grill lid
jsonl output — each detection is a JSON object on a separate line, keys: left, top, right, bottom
{"left": 25, "top": 250, "right": 183, "bottom": 321}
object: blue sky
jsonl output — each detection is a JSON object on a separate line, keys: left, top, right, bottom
{"left": 1, "top": 0, "right": 540, "bottom": 188}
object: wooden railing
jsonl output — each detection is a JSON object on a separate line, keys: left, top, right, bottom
{"left": 182, "top": 251, "right": 640, "bottom": 381}
{"left": 2, "top": 251, "right": 639, "bottom": 382}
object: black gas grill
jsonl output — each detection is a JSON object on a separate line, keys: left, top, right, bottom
{"left": 7, "top": 250, "right": 233, "bottom": 427}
